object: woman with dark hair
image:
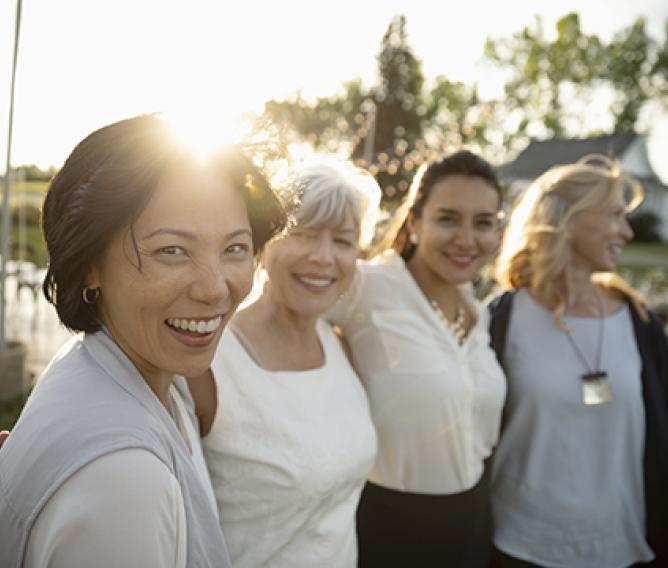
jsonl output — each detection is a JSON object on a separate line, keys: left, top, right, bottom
{"left": 328, "top": 150, "right": 507, "bottom": 566}
{"left": 488, "top": 156, "right": 668, "bottom": 567}
{"left": 0, "top": 114, "right": 285, "bottom": 568}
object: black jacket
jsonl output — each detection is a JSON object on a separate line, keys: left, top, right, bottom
{"left": 488, "top": 291, "right": 668, "bottom": 566}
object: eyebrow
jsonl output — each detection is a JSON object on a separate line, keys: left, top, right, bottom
{"left": 436, "top": 208, "right": 496, "bottom": 215}
{"left": 142, "top": 227, "right": 253, "bottom": 241}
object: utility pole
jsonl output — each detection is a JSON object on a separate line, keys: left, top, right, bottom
{"left": 0, "top": 0, "right": 23, "bottom": 350}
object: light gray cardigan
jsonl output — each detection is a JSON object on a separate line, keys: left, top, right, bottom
{"left": 0, "top": 330, "right": 231, "bottom": 568}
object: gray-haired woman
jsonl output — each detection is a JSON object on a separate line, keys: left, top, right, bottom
{"left": 187, "top": 158, "right": 381, "bottom": 567}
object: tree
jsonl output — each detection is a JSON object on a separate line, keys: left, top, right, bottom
{"left": 484, "top": 12, "right": 668, "bottom": 150}
{"left": 262, "top": 16, "right": 497, "bottom": 202}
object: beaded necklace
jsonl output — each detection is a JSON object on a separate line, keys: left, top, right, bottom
{"left": 430, "top": 300, "right": 467, "bottom": 345}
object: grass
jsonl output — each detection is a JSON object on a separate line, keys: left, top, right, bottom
{"left": 10, "top": 224, "right": 48, "bottom": 268}
{"left": 0, "top": 394, "right": 26, "bottom": 431}
{"left": 12, "top": 180, "right": 49, "bottom": 195}
{"left": 622, "top": 241, "right": 668, "bottom": 260}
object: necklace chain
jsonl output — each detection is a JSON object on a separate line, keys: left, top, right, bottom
{"left": 562, "top": 292, "right": 605, "bottom": 374}
{"left": 430, "top": 300, "right": 467, "bottom": 345}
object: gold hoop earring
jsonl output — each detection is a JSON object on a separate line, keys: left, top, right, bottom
{"left": 409, "top": 233, "right": 418, "bottom": 245}
{"left": 82, "top": 287, "right": 100, "bottom": 304}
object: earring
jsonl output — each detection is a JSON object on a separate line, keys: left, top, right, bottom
{"left": 409, "top": 233, "right": 418, "bottom": 245}
{"left": 82, "top": 287, "right": 100, "bottom": 304}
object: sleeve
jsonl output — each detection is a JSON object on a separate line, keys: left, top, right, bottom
{"left": 325, "top": 262, "right": 364, "bottom": 328}
{"left": 24, "top": 449, "right": 186, "bottom": 568}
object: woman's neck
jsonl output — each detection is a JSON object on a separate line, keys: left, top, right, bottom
{"left": 232, "top": 287, "right": 324, "bottom": 371}
{"left": 531, "top": 267, "right": 608, "bottom": 317}
{"left": 406, "top": 255, "right": 463, "bottom": 317}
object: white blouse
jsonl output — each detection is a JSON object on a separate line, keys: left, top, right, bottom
{"left": 203, "top": 319, "right": 377, "bottom": 568}
{"left": 328, "top": 250, "right": 506, "bottom": 494}
{"left": 24, "top": 382, "right": 217, "bottom": 568}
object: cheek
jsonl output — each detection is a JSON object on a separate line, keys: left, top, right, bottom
{"left": 340, "top": 251, "right": 358, "bottom": 277}
{"left": 478, "top": 231, "right": 501, "bottom": 254}
{"left": 228, "top": 260, "right": 256, "bottom": 299}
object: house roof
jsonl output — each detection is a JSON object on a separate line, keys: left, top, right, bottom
{"left": 500, "top": 133, "right": 638, "bottom": 181}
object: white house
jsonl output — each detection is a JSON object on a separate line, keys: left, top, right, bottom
{"left": 500, "top": 133, "right": 668, "bottom": 241}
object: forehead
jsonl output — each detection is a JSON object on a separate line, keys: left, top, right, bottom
{"left": 424, "top": 175, "right": 500, "bottom": 212}
{"left": 584, "top": 183, "right": 626, "bottom": 213}
{"left": 135, "top": 163, "right": 249, "bottom": 230}
{"left": 298, "top": 207, "right": 358, "bottom": 232}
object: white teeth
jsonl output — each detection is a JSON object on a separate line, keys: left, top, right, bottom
{"left": 299, "top": 276, "right": 333, "bottom": 287}
{"left": 166, "top": 316, "right": 222, "bottom": 335}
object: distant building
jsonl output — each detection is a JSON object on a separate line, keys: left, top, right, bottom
{"left": 500, "top": 133, "right": 668, "bottom": 240}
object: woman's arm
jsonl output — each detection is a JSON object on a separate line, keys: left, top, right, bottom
{"left": 25, "top": 449, "right": 186, "bottom": 568}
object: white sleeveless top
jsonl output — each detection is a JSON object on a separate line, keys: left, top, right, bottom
{"left": 203, "top": 319, "right": 377, "bottom": 568}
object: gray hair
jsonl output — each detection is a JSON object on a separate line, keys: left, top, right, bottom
{"left": 286, "top": 158, "right": 382, "bottom": 249}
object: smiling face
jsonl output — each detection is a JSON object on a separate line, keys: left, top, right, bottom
{"left": 408, "top": 174, "right": 501, "bottom": 288}
{"left": 87, "top": 162, "right": 255, "bottom": 383}
{"left": 262, "top": 216, "right": 359, "bottom": 318}
{"left": 568, "top": 184, "right": 634, "bottom": 273}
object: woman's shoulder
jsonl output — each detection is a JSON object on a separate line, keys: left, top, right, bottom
{"left": 26, "top": 449, "right": 185, "bottom": 568}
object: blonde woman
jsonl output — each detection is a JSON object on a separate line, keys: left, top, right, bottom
{"left": 488, "top": 155, "right": 668, "bottom": 567}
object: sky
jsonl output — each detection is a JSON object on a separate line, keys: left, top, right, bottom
{"left": 1, "top": 0, "right": 668, "bottom": 179}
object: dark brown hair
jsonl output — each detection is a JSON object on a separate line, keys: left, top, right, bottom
{"left": 394, "top": 149, "right": 503, "bottom": 260}
{"left": 42, "top": 114, "right": 286, "bottom": 333}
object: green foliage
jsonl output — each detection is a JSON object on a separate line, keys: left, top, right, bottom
{"left": 484, "top": 13, "right": 668, "bottom": 149}
{"left": 15, "top": 164, "right": 57, "bottom": 182}
{"left": 263, "top": 15, "right": 500, "bottom": 203}
{"left": 629, "top": 211, "right": 663, "bottom": 242}
{"left": 0, "top": 394, "right": 26, "bottom": 431}
{"left": 261, "top": 12, "right": 668, "bottom": 197}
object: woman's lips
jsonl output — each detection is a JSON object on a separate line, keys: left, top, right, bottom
{"left": 164, "top": 315, "right": 223, "bottom": 348}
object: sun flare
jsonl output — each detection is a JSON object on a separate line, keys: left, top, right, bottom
{"left": 162, "top": 107, "right": 251, "bottom": 161}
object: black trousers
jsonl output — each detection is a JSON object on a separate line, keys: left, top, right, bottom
{"left": 356, "top": 467, "right": 492, "bottom": 568}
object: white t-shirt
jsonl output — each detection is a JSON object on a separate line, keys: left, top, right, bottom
{"left": 328, "top": 250, "right": 506, "bottom": 494}
{"left": 24, "top": 383, "right": 217, "bottom": 568}
{"left": 203, "top": 319, "right": 377, "bottom": 568}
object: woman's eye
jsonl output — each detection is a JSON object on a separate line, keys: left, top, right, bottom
{"left": 157, "top": 246, "right": 186, "bottom": 257}
{"left": 476, "top": 219, "right": 495, "bottom": 229}
{"left": 335, "top": 238, "right": 354, "bottom": 248}
{"left": 292, "top": 230, "right": 315, "bottom": 240}
{"left": 225, "top": 243, "right": 251, "bottom": 256}
{"left": 438, "top": 216, "right": 456, "bottom": 225}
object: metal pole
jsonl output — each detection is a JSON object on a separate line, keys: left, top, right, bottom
{"left": 362, "top": 101, "right": 377, "bottom": 166}
{"left": 0, "top": 0, "right": 23, "bottom": 351}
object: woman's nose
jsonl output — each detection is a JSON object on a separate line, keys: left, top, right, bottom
{"left": 190, "top": 260, "right": 231, "bottom": 304}
{"left": 308, "top": 235, "right": 335, "bottom": 264}
{"left": 453, "top": 224, "right": 475, "bottom": 248}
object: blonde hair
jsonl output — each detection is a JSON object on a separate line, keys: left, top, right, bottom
{"left": 494, "top": 154, "right": 646, "bottom": 322}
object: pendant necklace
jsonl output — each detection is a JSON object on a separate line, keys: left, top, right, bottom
{"left": 562, "top": 293, "right": 612, "bottom": 406}
{"left": 430, "top": 300, "right": 467, "bottom": 345}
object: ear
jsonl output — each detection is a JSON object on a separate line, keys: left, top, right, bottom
{"left": 85, "top": 265, "right": 101, "bottom": 290}
{"left": 406, "top": 211, "right": 419, "bottom": 235}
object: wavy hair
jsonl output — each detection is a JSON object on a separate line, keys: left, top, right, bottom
{"left": 494, "top": 154, "right": 645, "bottom": 323}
